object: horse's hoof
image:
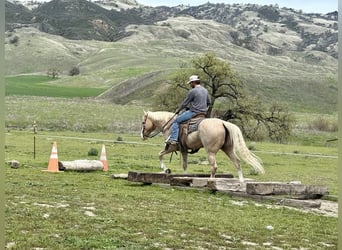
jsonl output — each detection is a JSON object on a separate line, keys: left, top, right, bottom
{"left": 165, "top": 168, "right": 171, "bottom": 174}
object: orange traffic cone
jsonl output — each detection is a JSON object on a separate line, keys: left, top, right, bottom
{"left": 100, "top": 144, "right": 108, "bottom": 171}
{"left": 43, "top": 141, "right": 60, "bottom": 172}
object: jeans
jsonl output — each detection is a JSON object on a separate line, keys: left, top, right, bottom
{"left": 167, "top": 110, "right": 196, "bottom": 142}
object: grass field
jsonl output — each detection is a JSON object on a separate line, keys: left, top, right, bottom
{"left": 5, "top": 75, "right": 105, "bottom": 97}
{"left": 5, "top": 130, "right": 338, "bottom": 249}
{"left": 4, "top": 79, "right": 338, "bottom": 249}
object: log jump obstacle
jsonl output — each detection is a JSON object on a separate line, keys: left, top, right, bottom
{"left": 122, "top": 171, "right": 329, "bottom": 209}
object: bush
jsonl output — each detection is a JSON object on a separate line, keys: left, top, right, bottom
{"left": 175, "top": 29, "right": 191, "bottom": 39}
{"left": 309, "top": 117, "right": 338, "bottom": 132}
{"left": 88, "top": 148, "right": 99, "bottom": 156}
{"left": 9, "top": 35, "right": 19, "bottom": 46}
{"left": 69, "top": 66, "right": 80, "bottom": 76}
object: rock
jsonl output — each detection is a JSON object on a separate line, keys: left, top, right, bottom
{"left": 7, "top": 160, "right": 20, "bottom": 169}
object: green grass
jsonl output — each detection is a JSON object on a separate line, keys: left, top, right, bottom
{"left": 5, "top": 131, "right": 338, "bottom": 249}
{"left": 4, "top": 95, "right": 338, "bottom": 248}
{"left": 5, "top": 75, "right": 106, "bottom": 97}
{"left": 5, "top": 96, "right": 145, "bottom": 132}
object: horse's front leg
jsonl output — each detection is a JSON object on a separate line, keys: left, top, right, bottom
{"left": 159, "top": 146, "right": 177, "bottom": 173}
{"left": 158, "top": 142, "right": 179, "bottom": 173}
{"left": 237, "top": 169, "right": 244, "bottom": 183}
{"left": 159, "top": 150, "right": 169, "bottom": 173}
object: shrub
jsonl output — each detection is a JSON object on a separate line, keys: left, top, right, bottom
{"left": 9, "top": 35, "right": 19, "bottom": 46}
{"left": 175, "top": 29, "right": 191, "bottom": 39}
{"left": 88, "top": 148, "right": 99, "bottom": 156}
{"left": 69, "top": 66, "right": 80, "bottom": 76}
{"left": 309, "top": 117, "right": 338, "bottom": 132}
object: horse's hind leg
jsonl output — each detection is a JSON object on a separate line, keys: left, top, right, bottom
{"left": 222, "top": 145, "right": 244, "bottom": 182}
{"left": 207, "top": 152, "right": 218, "bottom": 178}
{"left": 231, "top": 155, "right": 243, "bottom": 182}
{"left": 181, "top": 151, "right": 188, "bottom": 173}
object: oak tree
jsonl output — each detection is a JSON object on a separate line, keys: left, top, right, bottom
{"left": 153, "top": 53, "right": 294, "bottom": 142}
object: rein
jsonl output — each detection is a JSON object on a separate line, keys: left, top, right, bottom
{"left": 161, "top": 113, "right": 177, "bottom": 130}
{"left": 148, "top": 129, "right": 162, "bottom": 138}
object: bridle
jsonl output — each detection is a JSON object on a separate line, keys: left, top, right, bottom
{"left": 141, "top": 113, "right": 161, "bottom": 139}
{"left": 141, "top": 112, "right": 177, "bottom": 139}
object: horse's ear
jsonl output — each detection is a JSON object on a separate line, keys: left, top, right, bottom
{"left": 143, "top": 110, "right": 147, "bottom": 115}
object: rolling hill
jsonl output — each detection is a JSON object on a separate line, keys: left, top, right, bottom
{"left": 5, "top": 0, "right": 338, "bottom": 113}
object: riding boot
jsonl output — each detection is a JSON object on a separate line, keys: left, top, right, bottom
{"left": 165, "top": 142, "right": 178, "bottom": 152}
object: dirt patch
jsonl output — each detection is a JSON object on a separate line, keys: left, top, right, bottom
{"left": 308, "top": 200, "right": 338, "bottom": 217}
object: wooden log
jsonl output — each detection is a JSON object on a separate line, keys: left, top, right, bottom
{"left": 192, "top": 178, "right": 211, "bottom": 187}
{"left": 217, "top": 189, "right": 322, "bottom": 209}
{"left": 127, "top": 171, "right": 170, "bottom": 184}
{"left": 276, "top": 198, "right": 322, "bottom": 208}
{"left": 246, "top": 182, "right": 329, "bottom": 198}
{"left": 170, "top": 177, "right": 193, "bottom": 186}
{"left": 168, "top": 179, "right": 322, "bottom": 210}
{"left": 170, "top": 177, "right": 210, "bottom": 187}
{"left": 58, "top": 160, "right": 103, "bottom": 171}
{"left": 207, "top": 178, "right": 255, "bottom": 192}
{"left": 127, "top": 171, "right": 233, "bottom": 184}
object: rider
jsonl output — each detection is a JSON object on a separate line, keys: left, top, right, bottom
{"left": 166, "top": 75, "right": 211, "bottom": 148}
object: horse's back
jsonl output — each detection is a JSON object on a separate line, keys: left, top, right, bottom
{"left": 198, "top": 118, "right": 225, "bottom": 129}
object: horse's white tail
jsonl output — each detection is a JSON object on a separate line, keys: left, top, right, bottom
{"left": 223, "top": 121, "right": 265, "bottom": 174}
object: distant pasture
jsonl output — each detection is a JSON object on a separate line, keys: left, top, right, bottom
{"left": 5, "top": 75, "right": 105, "bottom": 97}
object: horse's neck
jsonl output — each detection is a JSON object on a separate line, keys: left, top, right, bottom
{"left": 156, "top": 117, "right": 173, "bottom": 129}
{"left": 150, "top": 112, "right": 174, "bottom": 129}
{"left": 154, "top": 119, "right": 167, "bottom": 129}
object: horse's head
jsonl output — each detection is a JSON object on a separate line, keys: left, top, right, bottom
{"left": 140, "top": 111, "right": 157, "bottom": 140}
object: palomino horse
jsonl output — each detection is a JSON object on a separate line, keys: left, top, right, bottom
{"left": 140, "top": 111, "right": 264, "bottom": 182}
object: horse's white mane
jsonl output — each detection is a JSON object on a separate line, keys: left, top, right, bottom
{"left": 145, "top": 111, "right": 174, "bottom": 123}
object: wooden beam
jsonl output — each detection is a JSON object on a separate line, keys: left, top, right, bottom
{"left": 170, "top": 177, "right": 211, "bottom": 187}
{"left": 127, "top": 171, "right": 170, "bottom": 184}
{"left": 169, "top": 179, "right": 322, "bottom": 209}
{"left": 127, "top": 171, "right": 233, "bottom": 184}
{"left": 215, "top": 189, "right": 322, "bottom": 209}
{"left": 246, "top": 182, "right": 329, "bottom": 198}
{"left": 207, "top": 178, "right": 255, "bottom": 192}
{"left": 125, "top": 172, "right": 326, "bottom": 210}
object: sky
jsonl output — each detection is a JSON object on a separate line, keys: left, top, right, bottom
{"left": 137, "top": 0, "right": 338, "bottom": 14}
